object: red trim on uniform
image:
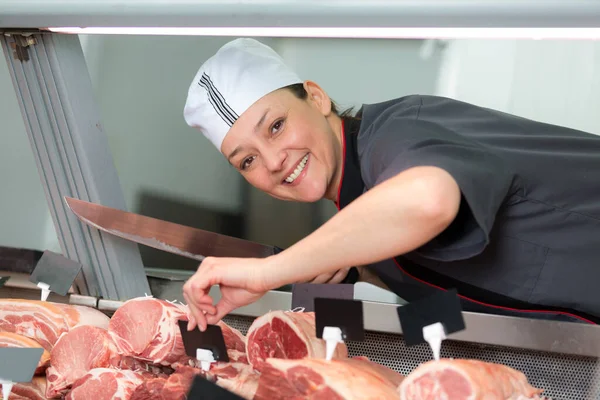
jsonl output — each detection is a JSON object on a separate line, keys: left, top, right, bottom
{"left": 392, "top": 258, "right": 596, "bottom": 325}
{"left": 334, "top": 120, "right": 347, "bottom": 210}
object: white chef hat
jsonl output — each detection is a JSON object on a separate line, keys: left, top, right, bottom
{"left": 183, "top": 38, "right": 303, "bottom": 152}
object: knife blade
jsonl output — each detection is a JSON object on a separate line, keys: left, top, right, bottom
{"left": 64, "top": 197, "right": 359, "bottom": 284}
{"left": 64, "top": 197, "right": 280, "bottom": 261}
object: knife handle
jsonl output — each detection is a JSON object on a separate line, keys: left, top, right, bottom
{"left": 272, "top": 246, "right": 359, "bottom": 285}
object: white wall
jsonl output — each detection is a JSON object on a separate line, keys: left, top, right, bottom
{"left": 436, "top": 39, "right": 600, "bottom": 135}
{"left": 88, "top": 35, "right": 255, "bottom": 214}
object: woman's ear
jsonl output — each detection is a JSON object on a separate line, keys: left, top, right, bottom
{"left": 303, "top": 80, "right": 332, "bottom": 116}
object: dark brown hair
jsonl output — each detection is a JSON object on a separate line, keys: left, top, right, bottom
{"left": 284, "top": 83, "right": 359, "bottom": 119}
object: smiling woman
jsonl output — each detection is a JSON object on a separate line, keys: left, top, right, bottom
{"left": 181, "top": 38, "right": 600, "bottom": 332}
{"left": 221, "top": 80, "right": 343, "bottom": 203}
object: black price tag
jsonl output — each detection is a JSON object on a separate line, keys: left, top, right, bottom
{"left": 28, "top": 250, "right": 82, "bottom": 296}
{"left": 0, "top": 348, "right": 44, "bottom": 382}
{"left": 291, "top": 283, "right": 354, "bottom": 312}
{"left": 0, "top": 276, "right": 9, "bottom": 288}
{"left": 314, "top": 298, "right": 365, "bottom": 341}
{"left": 187, "top": 375, "right": 244, "bottom": 400}
{"left": 396, "top": 288, "right": 465, "bottom": 346}
{"left": 177, "top": 320, "right": 229, "bottom": 362}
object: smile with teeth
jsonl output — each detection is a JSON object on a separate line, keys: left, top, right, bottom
{"left": 285, "top": 154, "right": 309, "bottom": 183}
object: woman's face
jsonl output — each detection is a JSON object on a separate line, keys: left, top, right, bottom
{"left": 221, "top": 81, "right": 343, "bottom": 203}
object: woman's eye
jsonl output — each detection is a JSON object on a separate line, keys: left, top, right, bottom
{"left": 271, "top": 119, "right": 284, "bottom": 135}
{"left": 241, "top": 156, "right": 255, "bottom": 170}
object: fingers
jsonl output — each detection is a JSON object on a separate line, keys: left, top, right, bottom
{"left": 328, "top": 268, "right": 350, "bottom": 284}
{"left": 206, "top": 299, "right": 235, "bottom": 325}
{"left": 183, "top": 291, "right": 206, "bottom": 332}
{"left": 309, "top": 272, "right": 336, "bottom": 284}
{"left": 306, "top": 268, "right": 350, "bottom": 285}
{"left": 183, "top": 291, "right": 218, "bottom": 332}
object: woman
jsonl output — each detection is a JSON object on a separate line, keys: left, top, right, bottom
{"left": 182, "top": 38, "right": 600, "bottom": 332}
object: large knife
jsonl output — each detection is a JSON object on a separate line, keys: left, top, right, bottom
{"left": 64, "top": 197, "right": 359, "bottom": 283}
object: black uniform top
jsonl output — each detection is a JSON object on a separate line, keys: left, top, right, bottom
{"left": 336, "top": 95, "right": 600, "bottom": 324}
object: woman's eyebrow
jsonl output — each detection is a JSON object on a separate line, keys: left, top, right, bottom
{"left": 227, "top": 146, "right": 245, "bottom": 163}
{"left": 253, "top": 108, "right": 271, "bottom": 133}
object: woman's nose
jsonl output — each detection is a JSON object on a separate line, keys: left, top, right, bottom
{"left": 264, "top": 149, "right": 286, "bottom": 172}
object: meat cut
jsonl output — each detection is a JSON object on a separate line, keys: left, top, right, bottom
{"left": 0, "top": 296, "right": 548, "bottom": 400}
{"left": 45, "top": 325, "right": 121, "bottom": 398}
{"left": 218, "top": 320, "right": 247, "bottom": 353}
{"left": 397, "top": 359, "right": 545, "bottom": 400}
{"left": 0, "top": 299, "right": 75, "bottom": 350}
{"left": 0, "top": 332, "right": 51, "bottom": 374}
{"left": 345, "top": 356, "right": 405, "bottom": 387}
{"left": 130, "top": 365, "right": 201, "bottom": 400}
{"left": 109, "top": 297, "right": 248, "bottom": 369}
{"left": 45, "top": 324, "right": 169, "bottom": 399}
{"left": 108, "top": 297, "right": 190, "bottom": 367}
{"left": 65, "top": 368, "right": 149, "bottom": 400}
{"left": 55, "top": 303, "right": 110, "bottom": 330}
{"left": 246, "top": 310, "right": 348, "bottom": 371}
{"left": 0, "top": 299, "right": 109, "bottom": 351}
{"left": 0, "top": 376, "right": 47, "bottom": 400}
{"left": 253, "top": 357, "right": 403, "bottom": 399}
{"left": 212, "top": 363, "right": 260, "bottom": 400}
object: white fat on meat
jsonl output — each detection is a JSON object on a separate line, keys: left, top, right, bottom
{"left": 54, "top": 303, "right": 110, "bottom": 330}
{"left": 0, "top": 299, "right": 110, "bottom": 351}
{"left": 254, "top": 357, "right": 403, "bottom": 400}
{"left": 246, "top": 310, "right": 349, "bottom": 371}
{"left": 0, "top": 332, "right": 51, "bottom": 374}
{"left": 65, "top": 368, "right": 148, "bottom": 400}
{"left": 0, "top": 299, "right": 73, "bottom": 350}
{"left": 397, "top": 359, "right": 546, "bottom": 400}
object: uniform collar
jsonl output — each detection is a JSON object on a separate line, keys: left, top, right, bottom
{"left": 334, "top": 117, "right": 365, "bottom": 210}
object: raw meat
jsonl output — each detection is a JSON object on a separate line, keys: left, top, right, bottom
{"left": 226, "top": 349, "right": 249, "bottom": 364}
{"left": 130, "top": 366, "right": 201, "bottom": 400}
{"left": 397, "top": 359, "right": 545, "bottom": 400}
{"left": 212, "top": 363, "right": 260, "bottom": 400}
{"left": 0, "top": 299, "right": 109, "bottom": 351}
{"left": 0, "top": 376, "right": 47, "bottom": 400}
{"left": 246, "top": 310, "right": 348, "bottom": 371}
{"left": 218, "top": 320, "right": 247, "bottom": 353}
{"left": 254, "top": 357, "right": 402, "bottom": 399}
{"left": 54, "top": 303, "right": 110, "bottom": 330}
{"left": 109, "top": 297, "right": 247, "bottom": 368}
{"left": 45, "top": 325, "right": 120, "bottom": 398}
{"left": 130, "top": 364, "right": 258, "bottom": 400}
{"left": 348, "top": 356, "right": 405, "bottom": 387}
{"left": 0, "top": 299, "right": 73, "bottom": 350}
{"left": 0, "top": 332, "right": 51, "bottom": 374}
{"left": 44, "top": 325, "right": 163, "bottom": 399}
{"left": 65, "top": 368, "right": 148, "bottom": 400}
{"left": 108, "top": 297, "right": 190, "bottom": 366}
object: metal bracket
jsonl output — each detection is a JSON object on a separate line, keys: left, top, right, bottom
{"left": 5, "top": 34, "right": 36, "bottom": 62}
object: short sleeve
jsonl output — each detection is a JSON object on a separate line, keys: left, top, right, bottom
{"left": 360, "top": 117, "right": 516, "bottom": 262}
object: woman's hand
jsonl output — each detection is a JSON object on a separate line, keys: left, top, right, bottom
{"left": 182, "top": 256, "right": 274, "bottom": 332}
